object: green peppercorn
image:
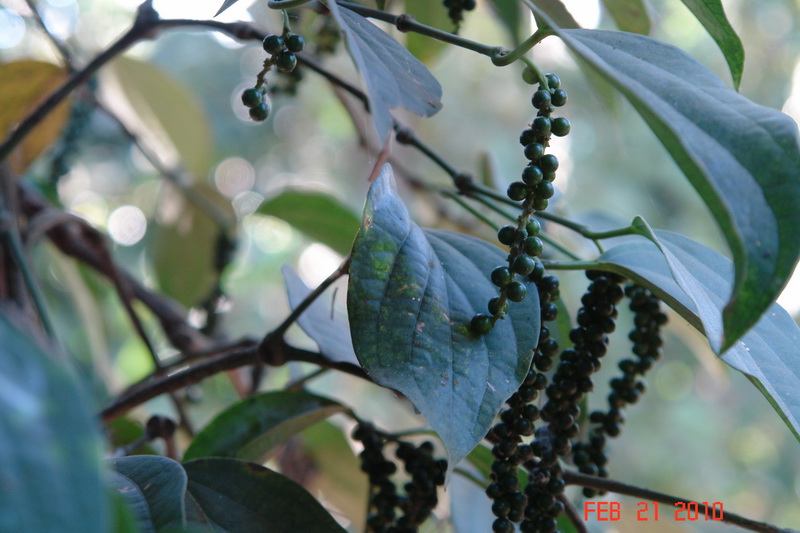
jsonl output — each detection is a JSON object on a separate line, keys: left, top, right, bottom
{"left": 532, "top": 89, "right": 551, "bottom": 110}
{"left": 526, "top": 218, "right": 541, "bottom": 236}
{"left": 241, "top": 87, "right": 262, "bottom": 107}
{"left": 539, "top": 154, "right": 559, "bottom": 173}
{"left": 524, "top": 236, "right": 544, "bottom": 256}
{"left": 551, "top": 89, "right": 568, "bottom": 107}
{"left": 488, "top": 297, "right": 508, "bottom": 316}
{"left": 275, "top": 51, "right": 297, "bottom": 72}
{"left": 512, "top": 254, "right": 535, "bottom": 275}
{"left": 545, "top": 73, "right": 561, "bottom": 89}
{"left": 522, "top": 164, "right": 543, "bottom": 185}
{"left": 551, "top": 117, "right": 571, "bottom": 137}
{"left": 249, "top": 102, "right": 270, "bottom": 121}
{"left": 285, "top": 33, "right": 305, "bottom": 53}
{"left": 262, "top": 34, "right": 284, "bottom": 54}
{"left": 507, "top": 181, "right": 529, "bottom": 201}
{"left": 491, "top": 266, "right": 513, "bottom": 287}
{"left": 497, "top": 225, "right": 518, "bottom": 245}
{"left": 532, "top": 116, "right": 551, "bottom": 137}
{"left": 471, "top": 314, "right": 493, "bottom": 335}
{"left": 535, "top": 181, "right": 555, "bottom": 199}
{"left": 524, "top": 142, "right": 544, "bottom": 161}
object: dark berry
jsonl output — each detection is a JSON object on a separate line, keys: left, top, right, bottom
{"left": 539, "top": 154, "right": 559, "bottom": 173}
{"left": 532, "top": 116, "right": 551, "bottom": 137}
{"left": 492, "top": 499, "right": 511, "bottom": 517}
{"left": 285, "top": 33, "right": 305, "bottom": 53}
{"left": 528, "top": 260, "right": 545, "bottom": 281}
{"left": 507, "top": 181, "right": 529, "bottom": 201}
{"left": 532, "top": 89, "right": 552, "bottom": 109}
{"left": 506, "top": 281, "right": 527, "bottom": 302}
{"left": 512, "top": 254, "right": 536, "bottom": 275}
{"left": 545, "top": 73, "right": 561, "bottom": 89}
{"left": 519, "top": 128, "right": 536, "bottom": 145}
{"left": 522, "top": 164, "right": 543, "bottom": 185}
{"left": 524, "top": 142, "right": 544, "bottom": 161}
{"left": 241, "top": 87, "right": 262, "bottom": 107}
{"left": 262, "top": 34, "right": 284, "bottom": 54}
{"left": 532, "top": 197, "right": 549, "bottom": 211}
{"left": 526, "top": 218, "right": 541, "bottom": 235}
{"left": 535, "top": 181, "right": 555, "bottom": 199}
{"left": 551, "top": 89, "right": 568, "bottom": 107}
{"left": 524, "top": 236, "right": 544, "bottom": 256}
{"left": 275, "top": 51, "right": 297, "bottom": 72}
{"left": 471, "top": 314, "right": 492, "bottom": 335}
{"left": 493, "top": 518, "right": 514, "bottom": 533}
{"left": 491, "top": 266, "right": 513, "bottom": 287}
{"left": 249, "top": 102, "right": 270, "bottom": 121}
{"left": 488, "top": 297, "right": 509, "bottom": 316}
{"left": 551, "top": 117, "right": 571, "bottom": 137}
{"left": 497, "top": 224, "right": 518, "bottom": 245}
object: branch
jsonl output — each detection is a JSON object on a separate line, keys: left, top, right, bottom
{"left": 562, "top": 470, "right": 797, "bottom": 533}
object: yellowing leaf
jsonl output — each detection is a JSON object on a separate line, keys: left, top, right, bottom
{"left": 106, "top": 56, "right": 213, "bottom": 177}
{"left": 0, "top": 60, "right": 70, "bottom": 174}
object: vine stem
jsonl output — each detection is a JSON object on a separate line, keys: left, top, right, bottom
{"left": 562, "top": 470, "right": 798, "bottom": 533}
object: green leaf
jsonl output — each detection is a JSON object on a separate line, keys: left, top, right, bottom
{"left": 108, "top": 56, "right": 214, "bottom": 177}
{"left": 486, "top": 0, "right": 528, "bottom": 43}
{"left": 214, "top": 0, "right": 240, "bottom": 16}
{"left": 183, "top": 391, "right": 348, "bottom": 462}
{"left": 111, "top": 489, "right": 145, "bottom": 533}
{"left": 299, "top": 422, "right": 369, "bottom": 526}
{"left": 325, "top": 3, "right": 443, "bottom": 142}
{"left": 184, "top": 458, "right": 347, "bottom": 532}
{"left": 152, "top": 183, "right": 234, "bottom": 308}
{"left": 0, "top": 313, "right": 108, "bottom": 533}
{"left": 544, "top": 26, "right": 800, "bottom": 350}
{"left": 595, "top": 229, "right": 800, "bottom": 442}
{"left": 679, "top": 0, "right": 745, "bottom": 89}
{"left": 405, "top": 0, "right": 449, "bottom": 62}
{"left": 347, "top": 165, "right": 541, "bottom": 466}
{"left": 112, "top": 455, "right": 188, "bottom": 531}
{"left": 257, "top": 190, "right": 361, "bottom": 256}
{"left": 110, "top": 473, "right": 155, "bottom": 533}
{"left": 282, "top": 265, "right": 359, "bottom": 366}
{"left": 528, "top": 0, "right": 579, "bottom": 29}
{"left": 600, "top": 0, "right": 651, "bottom": 34}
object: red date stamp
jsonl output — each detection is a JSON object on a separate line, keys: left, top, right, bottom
{"left": 583, "top": 501, "right": 724, "bottom": 521}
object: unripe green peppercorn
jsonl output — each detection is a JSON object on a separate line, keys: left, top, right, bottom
{"left": 551, "top": 117, "right": 571, "bottom": 137}
{"left": 241, "top": 87, "right": 263, "bottom": 107}
{"left": 249, "top": 102, "right": 270, "bottom": 121}
{"left": 532, "top": 90, "right": 551, "bottom": 110}
{"left": 491, "top": 266, "right": 513, "bottom": 287}
{"left": 512, "top": 254, "right": 536, "bottom": 275}
{"left": 524, "top": 143, "right": 544, "bottom": 161}
{"left": 263, "top": 34, "right": 284, "bottom": 54}
{"left": 275, "top": 51, "right": 298, "bottom": 72}
{"left": 535, "top": 181, "right": 555, "bottom": 199}
{"left": 526, "top": 218, "right": 541, "bottom": 235}
{"left": 551, "top": 89, "right": 568, "bottom": 107}
{"left": 471, "top": 314, "right": 493, "bottom": 335}
{"left": 285, "top": 33, "right": 305, "bottom": 53}
{"left": 539, "top": 154, "right": 559, "bottom": 173}
{"left": 524, "top": 236, "right": 544, "bottom": 256}
{"left": 522, "top": 165, "right": 543, "bottom": 185}
{"left": 507, "top": 181, "right": 529, "bottom": 201}
{"left": 497, "top": 225, "right": 517, "bottom": 245}
{"left": 545, "top": 73, "right": 561, "bottom": 89}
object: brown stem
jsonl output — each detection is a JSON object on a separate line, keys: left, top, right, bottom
{"left": 562, "top": 470, "right": 796, "bottom": 533}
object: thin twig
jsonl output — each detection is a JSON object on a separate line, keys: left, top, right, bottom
{"left": 558, "top": 493, "right": 588, "bottom": 533}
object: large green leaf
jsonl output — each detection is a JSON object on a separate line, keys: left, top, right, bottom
{"left": 528, "top": 0, "right": 579, "bottom": 29}
{"left": 184, "top": 458, "right": 347, "bottom": 533}
{"left": 486, "top": 0, "right": 528, "bottom": 43}
{"left": 0, "top": 314, "right": 108, "bottom": 533}
{"left": 282, "top": 265, "right": 359, "bottom": 365}
{"left": 112, "top": 456, "right": 187, "bottom": 531}
{"left": 257, "top": 190, "right": 361, "bottom": 256}
{"left": 594, "top": 229, "right": 800, "bottom": 441}
{"left": 405, "top": 0, "right": 449, "bottom": 62}
{"left": 601, "top": 0, "right": 651, "bottom": 34}
{"left": 347, "top": 165, "right": 540, "bottom": 466}
{"left": 679, "top": 0, "right": 745, "bottom": 89}
{"left": 326, "top": 3, "right": 443, "bottom": 142}
{"left": 544, "top": 26, "right": 800, "bottom": 350}
{"left": 183, "top": 391, "right": 348, "bottom": 462}
{"left": 108, "top": 57, "right": 213, "bottom": 177}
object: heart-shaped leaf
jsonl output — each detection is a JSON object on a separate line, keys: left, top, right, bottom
{"left": 679, "top": 0, "right": 745, "bottom": 89}
{"left": 593, "top": 229, "right": 800, "bottom": 441}
{"left": 183, "top": 391, "right": 348, "bottom": 462}
{"left": 258, "top": 190, "right": 361, "bottom": 256}
{"left": 112, "top": 455, "right": 187, "bottom": 531}
{"left": 541, "top": 26, "right": 800, "bottom": 350}
{"left": 184, "top": 458, "right": 347, "bottom": 532}
{"left": 347, "top": 165, "right": 540, "bottom": 466}
{"left": 325, "top": 3, "right": 443, "bottom": 142}
{"left": 0, "top": 313, "right": 108, "bottom": 533}
{"left": 601, "top": 0, "right": 651, "bottom": 34}
{"left": 282, "top": 265, "right": 359, "bottom": 366}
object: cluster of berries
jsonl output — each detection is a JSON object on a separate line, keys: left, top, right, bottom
{"left": 576, "top": 284, "right": 666, "bottom": 497}
{"left": 352, "top": 423, "right": 447, "bottom": 533}
{"left": 442, "top": 0, "right": 476, "bottom": 28}
{"left": 470, "top": 73, "right": 570, "bottom": 337}
{"left": 241, "top": 31, "right": 305, "bottom": 121}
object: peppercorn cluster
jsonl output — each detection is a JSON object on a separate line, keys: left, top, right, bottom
{"left": 470, "top": 73, "right": 570, "bottom": 337}
{"left": 484, "top": 274, "right": 562, "bottom": 533}
{"left": 352, "top": 423, "right": 447, "bottom": 533}
{"left": 241, "top": 31, "right": 305, "bottom": 121}
{"left": 574, "top": 284, "right": 666, "bottom": 497}
{"left": 443, "top": 0, "right": 476, "bottom": 29}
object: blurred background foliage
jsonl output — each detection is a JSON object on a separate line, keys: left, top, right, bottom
{"left": 2, "top": 0, "right": 800, "bottom": 530}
